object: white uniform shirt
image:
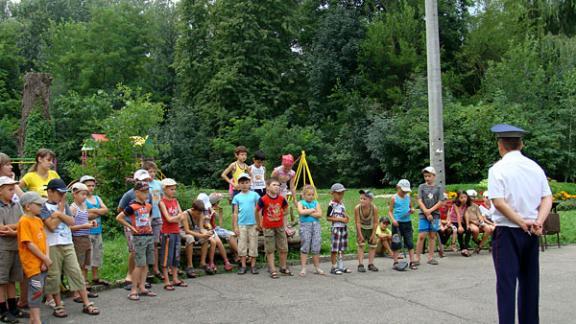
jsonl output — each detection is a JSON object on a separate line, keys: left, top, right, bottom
{"left": 487, "top": 151, "right": 552, "bottom": 228}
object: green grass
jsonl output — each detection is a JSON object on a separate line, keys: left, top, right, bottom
{"left": 98, "top": 187, "right": 576, "bottom": 281}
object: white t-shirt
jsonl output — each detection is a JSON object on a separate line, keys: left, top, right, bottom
{"left": 40, "top": 202, "right": 73, "bottom": 246}
{"left": 479, "top": 204, "right": 495, "bottom": 219}
{"left": 250, "top": 165, "right": 266, "bottom": 190}
{"left": 487, "top": 151, "right": 552, "bottom": 228}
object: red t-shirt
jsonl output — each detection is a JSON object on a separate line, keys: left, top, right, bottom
{"left": 161, "top": 197, "right": 180, "bottom": 234}
{"left": 257, "top": 194, "right": 288, "bottom": 229}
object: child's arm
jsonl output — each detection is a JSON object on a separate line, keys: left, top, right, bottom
{"left": 255, "top": 206, "right": 261, "bottom": 230}
{"left": 220, "top": 162, "right": 236, "bottom": 187}
{"left": 214, "top": 204, "right": 223, "bottom": 227}
{"left": 296, "top": 201, "right": 312, "bottom": 215}
{"left": 0, "top": 225, "right": 17, "bottom": 236}
{"left": 24, "top": 241, "right": 52, "bottom": 271}
{"left": 116, "top": 212, "right": 138, "bottom": 234}
{"left": 232, "top": 204, "right": 239, "bottom": 235}
{"left": 88, "top": 197, "right": 109, "bottom": 220}
{"left": 354, "top": 205, "right": 363, "bottom": 241}
{"left": 159, "top": 201, "right": 181, "bottom": 223}
{"left": 417, "top": 198, "right": 429, "bottom": 216}
{"left": 326, "top": 205, "right": 346, "bottom": 223}
{"left": 181, "top": 211, "right": 208, "bottom": 238}
{"left": 371, "top": 205, "right": 379, "bottom": 240}
{"left": 289, "top": 177, "right": 297, "bottom": 206}
{"left": 388, "top": 197, "right": 398, "bottom": 226}
{"left": 311, "top": 203, "right": 322, "bottom": 219}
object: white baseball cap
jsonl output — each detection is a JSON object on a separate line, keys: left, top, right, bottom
{"left": 161, "top": 178, "right": 177, "bottom": 187}
{"left": 71, "top": 182, "right": 89, "bottom": 192}
{"left": 237, "top": 173, "right": 251, "bottom": 181}
{"left": 133, "top": 169, "right": 151, "bottom": 181}
{"left": 197, "top": 193, "right": 211, "bottom": 210}
{"left": 209, "top": 192, "right": 223, "bottom": 205}
{"left": 79, "top": 175, "right": 96, "bottom": 184}
{"left": 0, "top": 176, "right": 18, "bottom": 187}
{"left": 483, "top": 191, "right": 490, "bottom": 198}
{"left": 422, "top": 166, "right": 436, "bottom": 175}
{"left": 396, "top": 179, "right": 411, "bottom": 192}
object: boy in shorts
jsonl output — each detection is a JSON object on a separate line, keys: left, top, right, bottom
{"left": 232, "top": 173, "right": 260, "bottom": 275}
{"left": 116, "top": 181, "right": 157, "bottom": 301}
{"left": 41, "top": 179, "right": 99, "bottom": 317}
{"left": 17, "top": 192, "right": 51, "bottom": 324}
{"left": 0, "top": 177, "right": 27, "bottom": 322}
{"left": 354, "top": 189, "right": 379, "bottom": 272}
{"left": 389, "top": 179, "right": 416, "bottom": 270}
{"left": 327, "top": 183, "right": 351, "bottom": 275}
{"left": 415, "top": 167, "right": 444, "bottom": 266}
{"left": 257, "top": 178, "right": 291, "bottom": 279}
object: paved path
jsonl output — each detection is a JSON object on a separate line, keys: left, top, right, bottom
{"left": 44, "top": 246, "right": 575, "bottom": 323}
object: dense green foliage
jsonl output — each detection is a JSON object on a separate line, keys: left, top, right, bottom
{"left": 1, "top": 0, "right": 575, "bottom": 201}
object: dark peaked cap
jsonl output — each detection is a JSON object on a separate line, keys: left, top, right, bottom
{"left": 490, "top": 124, "right": 527, "bottom": 138}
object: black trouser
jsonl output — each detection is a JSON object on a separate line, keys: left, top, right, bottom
{"left": 454, "top": 222, "right": 471, "bottom": 250}
{"left": 492, "top": 226, "right": 539, "bottom": 324}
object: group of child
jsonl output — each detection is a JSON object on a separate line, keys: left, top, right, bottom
{"left": 0, "top": 147, "right": 495, "bottom": 323}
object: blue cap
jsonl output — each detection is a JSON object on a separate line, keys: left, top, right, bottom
{"left": 490, "top": 124, "right": 527, "bottom": 138}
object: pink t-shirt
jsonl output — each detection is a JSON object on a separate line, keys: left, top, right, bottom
{"left": 449, "top": 205, "right": 467, "bottom": 223}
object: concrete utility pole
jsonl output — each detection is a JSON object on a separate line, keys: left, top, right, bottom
{"left": 425, "top": 0, "right": 446, "bottom": 186}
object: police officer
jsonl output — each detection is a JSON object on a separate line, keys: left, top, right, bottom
{"left": 488, "top": 124, "right": 553, "bottom": 324}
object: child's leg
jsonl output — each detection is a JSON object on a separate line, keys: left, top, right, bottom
{"left": 171, "top": 266, "right": 179, "bottom": 283}
{"left": 0, "top": 284, "right": 7, "bottom": 313}
{"left": 200, "top": 242, "right": 209, "bottom": 267}
{"left": 228, "top": 236, "right": 239, "bottom": 259}
{"left": 185, "top": 243, "right": 194, "bottom": 268}
{"left": 299, "top": 253, "right": 308, "bottom": 273}
{"left": 415, "top": 233, "right": 426, "bottom": 261}
{"left": 27, "top": 273, "right": 45, "bottom": 324}
{"left": 214, "top": 236, "right": 229, "bottom": 263}
{"left": 131, "top": 266, "right": 141, "bottom": 295}
{"left": 330, "top": 252, "right": 337, "bottom": 267}
{"left": 311, "top": 222, "right": 323, "bottom": 272}
{"left": 208, "top": 237, "right": 217, "bottom": 265}
{"left": 382, "top": 238, "right": 392, "bottom": 255}
{"left": 357, "top": 241, "right": 365, "bottom": 266}
{"left": 238, "top": 227, "right": 248, "bottom": 268}
{"left": 428, "top": 232, "right": 436, "bottom": 260}
{"left": 18, "top": 280, "right": 27, "bottom": 307}
{"left": 248, "top": 226, "right": 258, "bottom": 269}
{"left": 126, "top": 253, "right": 135, "bottom": 282}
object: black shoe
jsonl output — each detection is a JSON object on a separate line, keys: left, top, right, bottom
{"left": 0, "top": 311, "right": 19, "bottom": 324}
{"left": 237, "top": 267, "right": 247, "bottom": 275}
{"left": 357, "top": 264, "right": 366, "bottom": 273}
{"left": 367, "top": 264, "right": 379, "bottom": 272}
{"left": 250, "top": 267, "right": 259, "bottom": 275}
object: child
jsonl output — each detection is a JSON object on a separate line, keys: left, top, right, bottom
{"left": 19, "top": 149, "right": 59, "bottom": 197}
{"left": 327, "top": 183, "right": 351, "bottom": 275}
{"left": 415, "top": 167, "right": 443, "bottom": 266}
{"left": 0, "top": 153, "right": 24, "bottom": 200}
{"left": 41, "top": 179, "right": 99, "bottom": 316}
{"left": 221, "top": 146, "right": 251, "bottom": 199}
{"left": 0, "top": 177, "right": 26, "bottom": 322}
{"left": 158, "top": 178, "right": 187, "bottom": 291}
{"left": 257, "top": 178, "right": 291, "bottom": 279}
{"left": 197, "top": 193, "right": 233, "bottom": 273}
{"left": 208, "top": 193, "right": 239, "bottom": 262}
{"left": 451, "top": 191, "right": 471, "bottom": 256}
{"left": 181, "top": 200, "right": 218, "bottom": 275}
{"left": 388, "top": 179, "right": 416, "bottom": 270}
{"left": 69, "top": 183, "right": 99, "bottom": 301}
{"left": 271, "top": 154, "right": 296, "bottom": 199}
{"left": 17, "top": 192, "right": 51, "bottom": 324}
{"left": 231, "top": 173, "right": 260, "bottom": 275}
{"left": 80, "top": 175, "right": 109, "bottom": 286}
{"left": 354, "top": 190, "right": 379, "bottom": 272}
{"left": 297, "top": 185, "right": 324, "bottom": 276}
{"left": 142, "top": 161, "right": 163, "bottom": 280}
{"left": 437, "top": 194, "right": 453, "bottom": 256}
{"left": 117, "top": 169, "right": 152, "bottom": 290}
{"left": 250, "top": 150, "right": 267, "bottom": 197}
{"left": 116, "top": 181, "right": 157, "bottom": 301}
{"left": 375, "top": 217, "right": 393, "bottom": 256}
{"left": 465, "top": 190, "right": 494, "bottom": 254}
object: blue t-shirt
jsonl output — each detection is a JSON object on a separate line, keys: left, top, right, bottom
{"left": 393, "top": 194, "right": 411, "bottom": 223}
{"left": 299, "top": 200, "right": 319, "bottom": 223}
{"left": 40, "top": 202, "right": 73, "bottom": 247}
{"left": 87, "top": 195, "right": 102, "bottom": 235}
{"left": 232, "top": 191, "right": 260, "bottom": 226}
{"left": 148, "top": 179, "right": 162, "bottom": 219}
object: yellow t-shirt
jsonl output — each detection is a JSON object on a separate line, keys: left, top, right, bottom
{"left": 375, "top": 225, "right": 391, "bottom": 238}
{"left": 21, "top": 170, "right": 60, "bottom": 197}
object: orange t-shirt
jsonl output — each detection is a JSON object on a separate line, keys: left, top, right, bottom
{"left": 17, "top": 215, "right": 47, "bottom": 278}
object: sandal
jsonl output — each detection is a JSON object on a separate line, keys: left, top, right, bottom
{"left": 427, "top": 259, "right": 439, "bottom": 265}
{"left": 313, "top": 268, "right": 326, "bottom": 276}
{"left": 92, "top": 279, "right": 110, "bottom": 286}
{"left": 82, "top": 302, "right": 100, "bottom": 315}
{"left": 139, "top": 290, "right": 157, "bottom": 297}
{"left": 16, "top": 302, "right": 29, "bottom": 310}
{"left": 163, "top": 284, "right": 175, "bottom": 291}
{"left": 173, "top": 281, "right": 188, "bottom": 287}
{"left": 154, "top": 272, "right": 164, "bottom": 280}
{"left": 270, "top": 272, "right": 279, "bottom": 279}
{"left": 73, "top": 296, "right": 83, "bottom": 304}
{"left": 52, "top": 305, "right": 68, "bottom": 318}
{"left": 357, "top": 264, "right": 366, "bottom": 273}
{"left": 87, "top": 291, "right": 99, "bottom": 298}
{"left": 127, "top": 293, "right": 140, "bottom": 301}
{"left": 224, "top": 262, "right": 234, "bottom": 272}
{"left": 367, "top": 264, "right": 379, "bottom": 272}
{"left": 409, "top": 262, "right": 418, "bottom": 270}
{"left": 11, "top": 309, "right": 29, "bottom": 318}
{"left": 185, "top": 267, "right": 197, "bottom": 278}
{"left": 299, "top": 269, "right": 306, "bottom": 277}
{"left": 279, "top": 268, "right": 293, "bottom": 276}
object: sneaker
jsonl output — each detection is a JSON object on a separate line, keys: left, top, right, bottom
{"left": 357, "top": 264, "right": 366, "bottom": 273}
{"left": 204, "top": 265, "right": 215, "bottom": 275}
{"left": 330, "top": 267, "right": 343, "bottom": 275}
{"left": 367, "top": 264, "right": 379, "bottom": 272}
{"left": 250, "top": 267, "right": 259, "bottom": 275}
{"left": 237, "top": 267, "right": 247, "bottom": 275}
{"left": 427, "top": 259, "right": 439, "bottom": 265}
{"left": 185, "top": 267, "right": 197, "bottom": 278}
